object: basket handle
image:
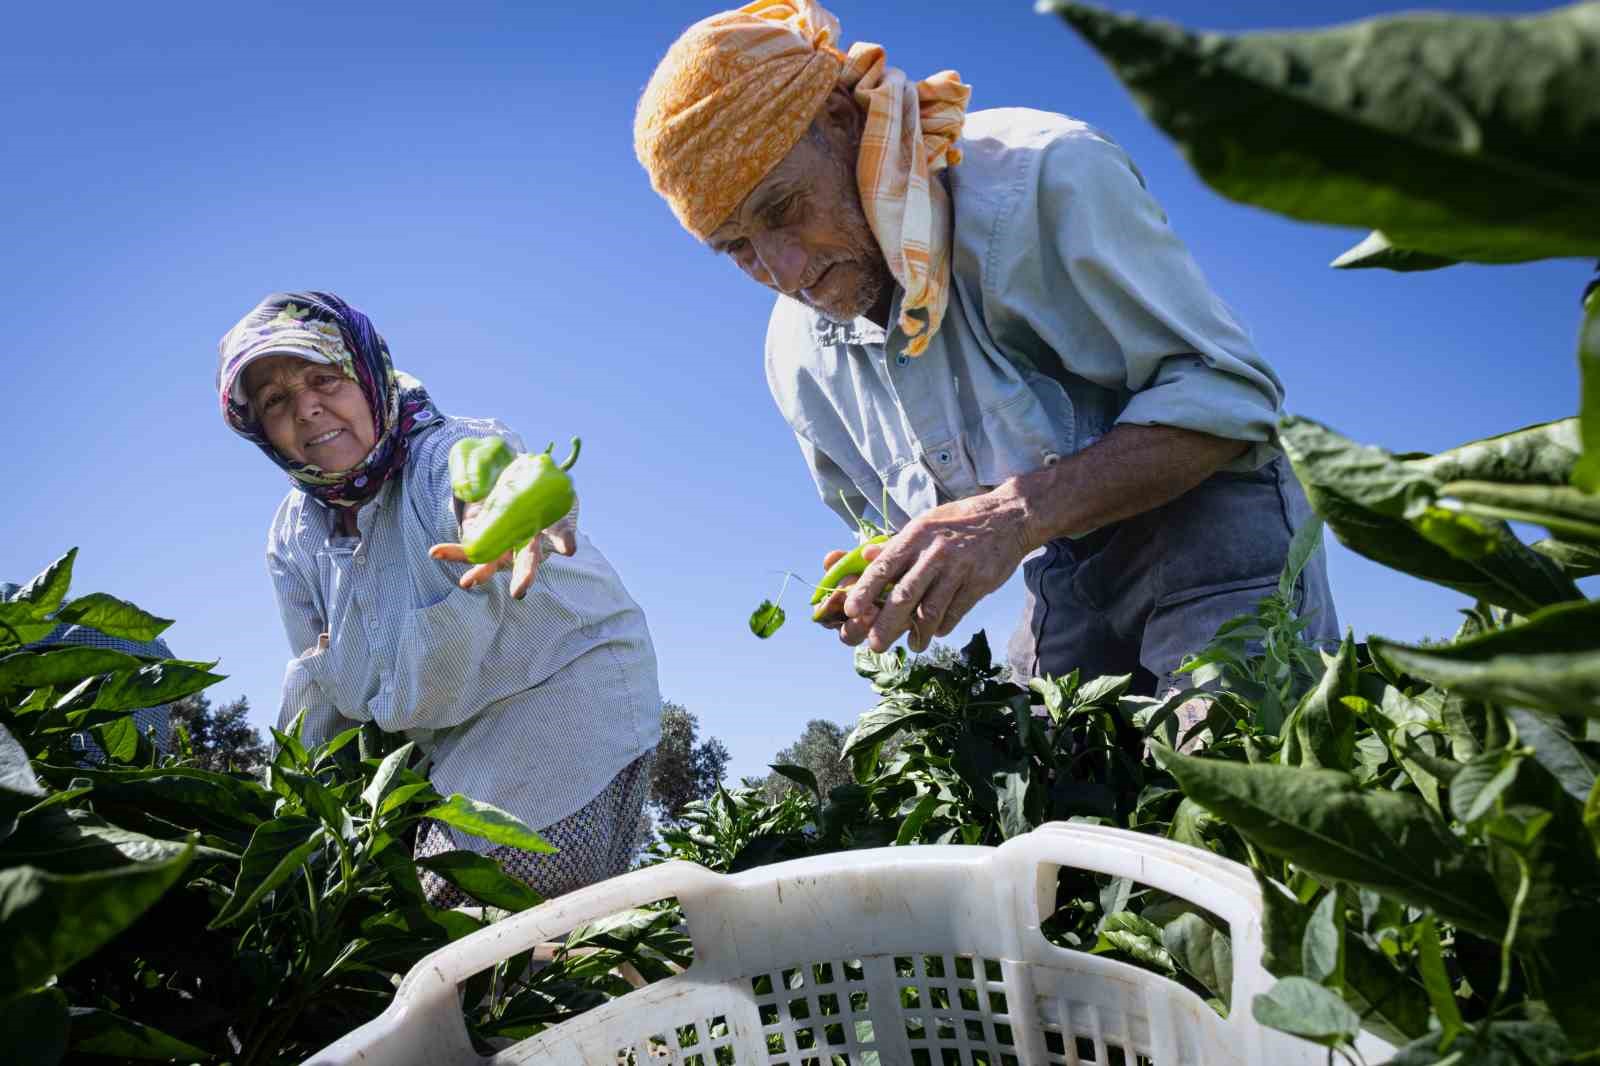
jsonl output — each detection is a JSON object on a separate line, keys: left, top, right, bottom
{"left": 403, "top": 859, "right": 724, "bottom": 990}
{"left": 996, "top": 822, "right": 1273, "bottom": 1023}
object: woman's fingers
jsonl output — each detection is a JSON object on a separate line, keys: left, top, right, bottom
{"left": 511, "top": 540, "right": 541, "bottom": 599}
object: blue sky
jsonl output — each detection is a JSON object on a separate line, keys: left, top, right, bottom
{"left": 2, "top": 0, "right": 1590, "bottom": 782}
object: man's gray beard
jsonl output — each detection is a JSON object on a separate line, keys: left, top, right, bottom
{"left": 808, "top": 261, "right": 890, "bottom": 324}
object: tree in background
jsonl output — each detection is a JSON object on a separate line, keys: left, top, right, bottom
{"left": 168, "top": 692, "right": 268, "bottom": 773}
{"left": 764, "top": 718, "right": 854, "bottom": 802}
{"left": 648, "top": 700, "right": 730, "bottom": 822}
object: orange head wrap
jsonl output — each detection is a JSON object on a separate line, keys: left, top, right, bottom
{"left": 635, "top": 0, "right": 971, "bottom": 355}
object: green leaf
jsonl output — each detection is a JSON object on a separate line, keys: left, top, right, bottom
{"left": 1450, "top": 753, "right": 1522, "bottom": 824}
{"left": 1408, "top": 418, "right": 1582, "bottom": 487}
{"left": 1529, "top": 537, "right": 1600, "bottom": 578}
{"left": 1096, "top": 912, "right": 1175, "bottom": 974}
{"left": 895, "top": 792, "right": 941, "bottom": 845}
{"left": 1279, "top": 417, "right": 1580, "bottom": 615}
{"left": 1165, "top": 752, "right": 1506, "bottom": 938}
{"left": 1329, "top": 231, "right": 1456, "bottom": 272}
{"left": 93, "top": 662, "right": 226, "bottom": 713}
{"left": 1301, "top": 890, "right": 1341, "bottom": 985}
{"left": 1256, "top": 874, "right": 1430, "bottom": 1044}
{"left": 1278, "top": 516, "right": 1325, "bottom": 602}
{"left": 2, "top": 808, "right": 217, "bottom": 874}
{"left": 996, "top": 770, "right": 1031, "bottom": 840}
{"left": 11, "top": 548, "right": 76, "bottom": 615}
{"left": 842, "top": 702, "right": 934, "bottom": 759}
{"left": 1383, "top": 1022, "right": 1568, "bottom": 1066}
{"left": 0, "top": 841, "right": 194, "bottom": 1000}
{"left": 1575, "top": 288, "right": 1600, "bottom": 493}
{"left": 1586, "top": 777, "right": 1600, "bottom": 858}
{"left": 1440, "top": 480, "right": 1600, "bottom": 545}
{"left": 0, "top": 721, "right": 43, "bottom": 843}
{"left": 210, "top": 815, "right": 326, "bottom": 928}
{"left": 770, "top": 763, "right": 820, "bottom": 798}
{"left": 0, "top": 647, "right": 143, "bottom": 690}
{"left": 748, "top": 600, "right": 785, "bottom": 639}
{"left": 1281, "top": 637, "right": 1358, "bottom": 768}
{"left": 0, "top": 603, "right": 61, "bottom": 647}
{"left": 2, "top": 987, "right": 69, "bottom": 1066}
{"left": 53, "top": 592, "right": 173, "bottom": 643}
{"left": 67, "top": 1007, "right": 212, "bottom": 1060}
{"left": 1251, "top": 976, "right": 1361, "bottom": 1047}
{"left": 415, "top": 849, "right": 542, "bottom": 912}
{"left": 1506, "top": 707, "right": 1596, "bottom": 806}
{"left": 378, "top": 780, "right": 436, "bottom": 817}
{"left": 359, "top": 740, "right": 415, "bottom": 815}
{"left": 1043, "top": 3, "right": 1600, "bottom": 264}
{"left": 1415, "top": 915, "right": 1466, "bottom": 1049}
{"left": 1161, "top": 911, "right": 1233, "bottom": 1007}
{"left": 34, "top": 764, "right": 273, "bottom": 836}
{"left": 1373, "top": 598, "right": 1600, "bottom": 718}
{"left": 418, "top": 794, "right": 556, "bottom": 853}
{"left": 91, "top": 714, "right": 146, "bottom": 764}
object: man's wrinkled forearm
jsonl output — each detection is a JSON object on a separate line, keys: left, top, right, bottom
{"left": 1000, "top": 423, "right": 1252, "bottom": 552}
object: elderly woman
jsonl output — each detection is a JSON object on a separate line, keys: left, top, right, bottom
{"left": 218, "top": 291, "right": 660, "bottom": 905}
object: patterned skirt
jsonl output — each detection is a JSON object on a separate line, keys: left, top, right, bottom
{"left": 414, "top": 751, "right": 654, "bottom": 909}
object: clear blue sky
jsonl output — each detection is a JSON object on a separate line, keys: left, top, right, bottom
{"left": 3, "top": 0, "right": 1590, "bottom": 782}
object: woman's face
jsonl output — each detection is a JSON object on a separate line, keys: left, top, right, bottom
{"left": 243, "top": 355, "right": 376, "bottom": 472}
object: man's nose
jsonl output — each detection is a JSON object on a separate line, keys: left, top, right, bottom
{"left": 749, "top": 232, "right": 809, "bottom": 295}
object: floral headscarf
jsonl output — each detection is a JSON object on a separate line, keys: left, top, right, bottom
{"left": 218, "top": 291, "right": 442, "bottom": 508}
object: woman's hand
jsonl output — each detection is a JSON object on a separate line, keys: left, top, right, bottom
{"left": 430, "top": 498, "right": 580, "bottom": 599}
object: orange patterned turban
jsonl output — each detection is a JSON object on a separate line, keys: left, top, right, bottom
{"left": 635, "top": 0, "right": 971, "bottom": 355}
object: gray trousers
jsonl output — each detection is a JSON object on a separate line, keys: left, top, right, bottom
{"left": 1006, "top": 457, "right": 1339, "bottom": 696}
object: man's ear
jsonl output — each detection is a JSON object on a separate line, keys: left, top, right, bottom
{"left": 818, "top": 86, "right": 863, "bottom": 148}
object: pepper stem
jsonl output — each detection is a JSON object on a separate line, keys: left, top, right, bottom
{"left": 557, "top": 437, "right": 582, "bottom": 472}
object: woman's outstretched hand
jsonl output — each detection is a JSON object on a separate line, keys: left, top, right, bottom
{"left": 430, "top": 499, "right": 579, "bottom": 599}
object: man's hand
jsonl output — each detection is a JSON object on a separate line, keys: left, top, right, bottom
{"left": 831, "top": 425, "right": 1252, "bottom": 653}
{"left": 429, "top": 499, "right": 579, "bottom": 600}
{"left": 839, "top": 489, "right": 1032, "bottom": 654}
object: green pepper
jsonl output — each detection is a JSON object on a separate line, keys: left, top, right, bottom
{"left": 449, "top": 436, "right": 516, "bottom": 504}
{"left": 810, "top": 534, "right": 890, "bottom": 621}
{"left": 460, "top": 438, "right": 582, "bottom": 564}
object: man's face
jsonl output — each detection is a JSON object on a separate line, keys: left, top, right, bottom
{"left": 707, "top": 119, "right": 893, "bottom": 324}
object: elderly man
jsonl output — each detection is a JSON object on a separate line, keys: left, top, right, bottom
{"left": 635, "top": 0, "right": 1336, "bottom": 695}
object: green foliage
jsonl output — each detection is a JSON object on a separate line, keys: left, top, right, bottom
{"left": 0, "top": 551, "right": 660, "bottom": 1065}
{"left": 1043, "top": 2, "right": 1600, "bottom": 265}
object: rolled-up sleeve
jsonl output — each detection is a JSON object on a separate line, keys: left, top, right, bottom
{"left": 266, "top": 503, "right": 345, "bottom": 743}
{"left": 985, "top": 128, "right": 1284, "bottom": 466}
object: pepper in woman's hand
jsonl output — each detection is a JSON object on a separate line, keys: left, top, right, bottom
{"left": 459, "top": 438, "right": 582, "bottom": 565}
{"left": 449, "top": 436, "right": 515, "bottom": 504}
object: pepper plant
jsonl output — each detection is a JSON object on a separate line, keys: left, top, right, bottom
{"left": 0, "top": 548, "right": 671, "bottom": 1065}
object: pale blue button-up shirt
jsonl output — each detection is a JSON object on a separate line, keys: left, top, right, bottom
{"left": 266, "top": 415, "right": 661, "bottom": 852}
{"left": 765, "top": 108, "right": 1285, "bottom": 532}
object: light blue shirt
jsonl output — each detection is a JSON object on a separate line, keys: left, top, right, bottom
{"left": 266, "top": 415, "right": 661, "bottom": 851}
{"left": 765, "top": 108, "right": 1285, "bottom": 532}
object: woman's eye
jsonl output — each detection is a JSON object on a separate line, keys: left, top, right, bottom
{"left": 259, "top": 392, "right": 285, "bottom": 411}
{"left": 310, "top": 373, "right": 343, "bottom": 392}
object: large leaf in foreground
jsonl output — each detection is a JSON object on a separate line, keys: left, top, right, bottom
{"left": 1044, "top": 3, "right": 1600, "bottom": 263}
{"left": 52, "top": 592, "right": 173, "bottom": 643}
{"left": 1164, "top": 751, "right": 1505, "bottom": 938}
{"left": 418, "top": 795, "right": 555, "bottom": 853}
{"left": 0, "top": 842, "right": 194, "bottom": 999}
{"left": 1279, "top": 417, "right": 1580, "bottom": 613}
{"left": 1373, "top": 599, "right": 1600, "bottom": 718}
{"left": 415, "top": 850, "right": 542, "bottom": 912}
{"left": 210, "top": 816, "right": 325, "bottom": 928}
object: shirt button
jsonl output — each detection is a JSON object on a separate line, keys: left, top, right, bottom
{"left": 896, "top": 353, "right": 910, "bottom": 366}
{"left": 1043, "top": 452, "right": 1061, "bottom": 467}
{"left": 937, "top": 451, "right": 952, "bottom": 464}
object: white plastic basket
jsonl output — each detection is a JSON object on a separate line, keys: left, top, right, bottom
{"left": 305, "top": 823, "right": 1395, "bottom": 1065}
